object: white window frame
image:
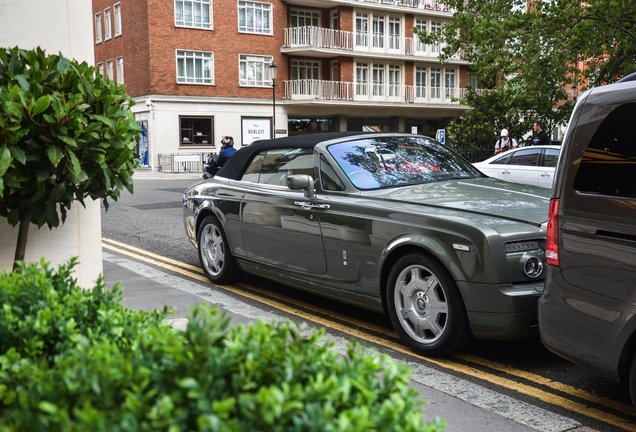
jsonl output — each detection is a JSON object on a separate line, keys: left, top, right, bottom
{"left": 355, "top": 12, "right": 369, "bottom": 47}
{"left": 388, "top": 16, "right": 401, "bottom": 51}
{"left": 291, "top": 59, "right": 320, "bottom": 80}
{"left": 116, "top": 57, "right": 124, "bottom": 84}
{"left": 239, "top": 54, "right": 273, "bottom": 87}
{"left": 445, "top": 68, "right": 456, "bottom": 99}
{"left": 114, "top": 3, "right": 122, "bottom": 36}
{"left": 415, "top": 66, "right": 427, "bottom": 98}
{"left": 175, "top": 0, "right": 212, "bottom": 29}
{"left": 415, "top": 19, "right": 427, "bottom": 53}
{"left": 430, "top": 21, "right": 442, "bottom": 53}
{"left": 430, "top": 67, "right": 441, "bottom": 99}
{"left": 176, "top": 50, "right": 214, "bottom": 84}
{"left": 106, "top": 59, "right": 114, "bottom": 80}
{"left": 238, "top": 1, "right": 272, "bottom": 35}
{"left": 388, "top": 64, "right": 401, "bottom": 98}
{"left": 372, "top": 63, "right": 385, "bottom": 97}
{"left": 372, "top": 14, "right": 385, "bottom": 50}
{"left": 290, "top": 9, "right": 320, "bottom": 27}
{"left": 104, "top": 8, "right": 112, "bottom": 40}
{"left": 97, "top": 62, "right": 104, "bottom": 77}
{"left": 95, "top": 12, "right": 102, "bottom": 44}
{"left": 355, "top": 62, "right": 369, "bottom": 98}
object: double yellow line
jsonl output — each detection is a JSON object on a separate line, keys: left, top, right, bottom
{"left": 102, "top": 237, "right": 636, "bottom": 431}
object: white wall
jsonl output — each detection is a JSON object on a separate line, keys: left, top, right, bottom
{"left": 0, "top": 0, "right": 103, "bottom": 287}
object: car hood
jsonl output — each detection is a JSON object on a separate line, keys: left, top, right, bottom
{"left": 364, "top": 177, "right": 550, "bottom": 227}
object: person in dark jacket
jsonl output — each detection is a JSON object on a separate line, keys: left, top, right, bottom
{"left": 216, "top": 136, "right": 237, "bottom": 167}
{"left": 531, "top": 121, "right": 550, "bottom": 146}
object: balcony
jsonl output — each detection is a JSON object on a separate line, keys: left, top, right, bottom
{"left": 286, "top": 0, "right": 453, "bottom": 14}
{"left": 282, "top": 27, "right": 465, "bottom": 62}
{"left": 284, "top": 80, "right": 480, "bottom": 104}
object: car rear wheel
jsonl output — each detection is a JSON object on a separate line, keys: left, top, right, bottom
{"left": 198, "top": 216, "right": 242, "bottom": 284}
{"left": 386, "top": 253, "right": 471, "bottom": 356}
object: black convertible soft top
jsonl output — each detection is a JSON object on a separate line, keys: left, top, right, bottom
{"left": 216, "top": 131, "right": 375, "bottom": 180}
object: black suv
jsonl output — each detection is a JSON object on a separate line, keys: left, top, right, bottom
{"left": 538, "top": 72, "right": 636, "bottom": 409}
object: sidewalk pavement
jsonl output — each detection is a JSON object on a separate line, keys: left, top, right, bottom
{"left": 103, "top": 250, "right": 595, "bottom": 432}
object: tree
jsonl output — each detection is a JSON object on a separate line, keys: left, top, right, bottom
{"left": 0, "top": 47, "right": 140, "bottom": 270}
{"left": 418, "top": 0, "right": 636, "bottom": 147}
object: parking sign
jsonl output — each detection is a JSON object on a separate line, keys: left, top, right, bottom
{"left": 436, "top": 129, "right": 445, "bottom": 144}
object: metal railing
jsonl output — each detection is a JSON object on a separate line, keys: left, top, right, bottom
{"left": 284, "top": 79, "right": 464, "bottom": 104}
{"left": 350, "top": 0, "right": 453, "bottom": 12}
{"left": 453, "top": 148, "right": 494, "bottom": 163}
{"left": 157, "top": 153, "right": 208, "bottom": 173}
{"left": 283, "top": 27, "right": 465, "bottom": 61}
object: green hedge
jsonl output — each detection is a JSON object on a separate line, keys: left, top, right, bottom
{"left": 0, "top": 260, "right": 447, "bottom": 432}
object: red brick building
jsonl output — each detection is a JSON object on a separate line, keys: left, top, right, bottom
{"left": 93, "top": 0, "right": 472, "bottom": 169}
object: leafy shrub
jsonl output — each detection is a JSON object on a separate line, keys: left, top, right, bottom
{"left": 0, "top": 260, "right": 447, "bottom": 432}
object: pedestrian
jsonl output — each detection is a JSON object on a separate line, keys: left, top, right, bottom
{"left": 494, "top": 129, "right": 518, "bottom": 154}
{"left": 216, "top": 136, "right": 237, "bottom": 167}
{"left": 531, "top": 121, "right": 550, "bottom": 146}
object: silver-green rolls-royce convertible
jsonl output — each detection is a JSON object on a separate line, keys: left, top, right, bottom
{"left": 183, "top": 132, "right": 550, "bottom": 356}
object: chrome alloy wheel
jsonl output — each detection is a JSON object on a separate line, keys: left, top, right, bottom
{"left": 393, "top": 264, "right": 449, "bottom": 344}
{"left": 200, "top": 223, "right": 225, "bottom": 277}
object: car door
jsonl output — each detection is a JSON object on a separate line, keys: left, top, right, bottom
{"left": 240, "top": 147, "right": 328, "bottom": 274}
{"left": 537, "top": 148, "right": 559, "bottom": 188}
{"left": 502, "top": 148, "right": 542, "bottom": 186}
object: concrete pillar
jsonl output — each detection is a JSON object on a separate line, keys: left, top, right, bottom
{"left": 333, "top": 115, "right": 348, "bottom": 131}
{"left": 390, "top": 116, "right": 405, "bottom": 132}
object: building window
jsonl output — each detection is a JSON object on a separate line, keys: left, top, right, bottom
{"left": 331, "top": 60, "right": 338, "bottom": 81}
{"left": 239, "top": 54, "right": 273, "bottom": 87}
{"left": 97, "top": 62, "right": 104, "bottom": 77}
{"left": 372, "top": 15, "right": 385, "bottom": 48}
{"left": 114, "top": 3, "right": 122, "bottom": 36}
{"left": 175, "top": 0, "right": 211, "bottom": 29}
{"left": 238, "top": 1, "right": 272, "bottom": 35}
{"left": 430, "top": 22, "right": 442, "bottom": 53}
{"left": 430, "top": 67, "right": 441, "bottom": 98}
{"left": 180, "top": 116, "right": 214, "bottom": 146}
{"left": 177, "top": 50, "right": 214, "bottom": 84}
{"left": 388, "top": 16, "right": 400, "bottom": 50}
{"left": 116, "top": 57, "right": 124, "bottom": 84}
{"left": 372, "top": 63, "right": 385, "bottom": 96}
{"left": 291, "top": 60, "right": 320, "bottom": 80}
{"left": 415, "top": 19, "right": 426, "bottom": 52}
{"left": 415, "top": 66, "right": 426, "bottom": 98}
{"left": 355, "top": 12, "right": 369, "bottom": 47}
{"left": 106, "top": 60, "right": 114, "bottom": 80}
{"left": 389, "top": 64, "right": 401, "bottom": 97}
{"left": 291, "top": 9, "right": 319, "bottom": 27}
{"left": 95, "top": 12, "right": 102, "bottom": 44}
{"left": 104, "top": 8, "right": 112, "bottom": 40}
{"left": 356, "top": 62, "right": 369, "bottom": 96}
{"left": 445, "top": 68, "right": 456, "bottom": 98}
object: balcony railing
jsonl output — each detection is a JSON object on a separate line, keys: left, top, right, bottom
{"left": 284, "top": 27, "right": 464, "bottom": 61}
{"left": 346, "top": 0, "right": 452, "bottom": 13}
{"left": 284, "top": 79, "right": 467, "bottom": 104}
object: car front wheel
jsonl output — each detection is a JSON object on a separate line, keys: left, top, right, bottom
{"left": 386, "top": 253, "right": 471, "bottom": 356}
{"left": 198, "top": 216, "right": 242, "bottom": 284}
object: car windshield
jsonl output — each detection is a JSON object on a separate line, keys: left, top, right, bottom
{"left": 328, "top": 136, "right": 483, "bottom": 189}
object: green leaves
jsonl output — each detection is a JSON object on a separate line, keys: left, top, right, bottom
{"left": 0, "top": 261, "right": 443, "bottom": 432}
{"left": 0, "top": 46, "right": 139, "bottom": 237}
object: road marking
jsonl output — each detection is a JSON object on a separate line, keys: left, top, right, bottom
{"left": 102, "top": 240, "right": 634, "bottom": 431}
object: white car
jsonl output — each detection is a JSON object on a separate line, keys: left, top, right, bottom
{"left": 472, "top": 145, "right": 561, "bottom": 188}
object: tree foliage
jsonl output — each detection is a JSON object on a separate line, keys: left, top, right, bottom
{"left": 0, "top": 47, "right": 140, "bottom": 268}
{"left": 418, "top": 0, "right": 636, "bottom": 148}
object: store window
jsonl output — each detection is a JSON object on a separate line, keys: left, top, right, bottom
{"left": 180, "top": 116, "right": 214, "bottom": 146}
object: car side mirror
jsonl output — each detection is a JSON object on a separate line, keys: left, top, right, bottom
{"left": 286, "top": 174, "right": 315, "bottom": 198}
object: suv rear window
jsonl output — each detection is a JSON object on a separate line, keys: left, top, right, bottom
{"left": 573, "top": 102, "right": 636, "bottom": 198}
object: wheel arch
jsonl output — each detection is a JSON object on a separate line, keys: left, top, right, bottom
{"left": 379, "top": 237, "right": 460, "bottom": 315}
{"left": 617, "top": 318, "right": 636, "bottom": 384}
{"left": 194, "top": 202, "right": 226, "bottom": 245}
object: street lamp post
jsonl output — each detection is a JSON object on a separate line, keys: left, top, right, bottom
{"left": 571, "top": 84, "right": 578, "bottom": 103}
{"left": 269, "top": 61, "right": 278, "bottom": 139}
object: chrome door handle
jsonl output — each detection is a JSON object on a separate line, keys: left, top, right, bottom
{"left": 294, "top": 201, "right": 330, "bottom": 210}
{"left": 540, "top": 173, "right": 552, "bottom": 177}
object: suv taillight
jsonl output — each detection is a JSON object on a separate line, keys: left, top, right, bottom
{"left": 546, "top": 199, "right": 559, "bottom": 266}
